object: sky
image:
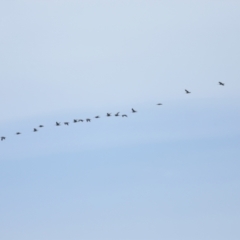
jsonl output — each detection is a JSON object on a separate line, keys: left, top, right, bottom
{"left": 0, "top": 1, "right": 240, "bottom": 240}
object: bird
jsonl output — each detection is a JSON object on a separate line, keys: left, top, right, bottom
{"left": 64, "top": 122, "right": 69, "bottom": 126}
{"left": 16, "top": 132, "right": 21, "bottom": 135}
{"left": 1, "top": 137, "right": 6, "bottom": 141}
{"left": 106, "top": 113, "right": 111, "bottom": 117}
{"left": 39, "top": 125, "right": 44, "bottom": 128}
{"left": 122, "top": 114, "right": 128, "bottom": 117}
{"left": 33, "top": 128, "right": 38, "bottom": 132}
{"left": 56, "top": 122, "right": 60, "bottom": 126}
{"left": 73, "top": 119, "right": 78, "bottom": 123}
{"left": 95, "top": 116, "right": 100, "bottom": 118}
{"left": 219, "top": 82, "right": 225, "bottom": 86}
{"left": 78, "top": 119, "right": 84, "bottom": 122}
{"left": 132, "top": 108, "right": 137, "bottom": 113}
{"left": 157, "top": 103, "right": 162, "bottom": 106}
{"left": 185, "top": 89, "right": 191, "bottom": 94}
{"left": 115, "top": 112, "right": 120, "bottom": 116}
{"left": 86, "top": 118, "right": 91, "bottom": 122}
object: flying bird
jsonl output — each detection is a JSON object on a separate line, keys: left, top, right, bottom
{"left": 16, "top": 132, "right": 21, "bottom": 135}
{"left": 1, "top": 137, "right": 6, "bottom": 141}
{"left": 95, "top": 116, "right": 100, "bottom": 118}
{"left": 219, "top": 82, "right": 225, "bottom": 86}
{"left": 185, "top": 89, "right": 191, "bottom": 94}
{"left": 33, "top": 128, "right": 38, "bottom": 132}
{"left": 106, "top": 113, "right": 111, "bottom": 117}
{"left": 115, "top": 112, "right": 120, "bottom": 116}
{"left": 39, "top": 125, "right": 44, "bottom": 128}
{"left": 86, "top": 119, "right": 91, "bottom": 122}
{"left": 64, "top": 122, "right": 69, "bottom": 126}
{"left": 122, "top": 114, "right": 128, "bottom": 117}
{"left": 132, "top": 108, "right": 137, "bottom": 113}
{"left": 73, "top": 119, "right": 78, "bottom": 123}
{"left": 56, "top": 122, "right": 60, "bottom": 126}
{"left": 78, "top": 119, "right": 84, "bottom": 122}
{"left": 157, "top": 103, "right": 162, "bottom": 106}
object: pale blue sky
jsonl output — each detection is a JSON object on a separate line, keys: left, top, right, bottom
{"left": 0, "top": 1, "right": 240, "bottom": 240}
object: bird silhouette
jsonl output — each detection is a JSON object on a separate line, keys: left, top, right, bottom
{"left": 95, "top": 116, "right": 100, "bottom": 118}
{"left": 1, "top": 137, "right": 6, "bottom": 141}
{"left": 219, "top": 82, "right": 225, "bottom": 86}
{"left": 157, "top": 103, "right": 162, "bottom": 106}
{"left": 16, "top": 132, "right": 21, "bottom": 135}
{"left": 33, "top": 128, "right": 38, "bottom": 132}
{"left": 122, "top": 114, "right": 128, "bottom": 117}
{"left": 185, "top": 89, "right": 191, "bottom": 94}
{"left": 106, "top": 113, "right": 111, "bottom": 117}
{"left": 56, "top": 122, "right": 60, "bottom": 126}
{"left": 132, "top": 108, "right": 137, "bottom": 113}
{"left": 73, "top": 119, "right": 78, "bottom": 123}
{"left": 78, "top": 119, "right": 84, "bottom": 122}
{"left": 86, "top": 118, "right": 91, "bottom": 122}
{"left": 39, "top": 125, "right": 44, "bottom": 128}
{"left": 115, "top": 112, "right": 120, "bottom": 116}
{"left": 64, "top": 122, "right": 69, "bottom": 126}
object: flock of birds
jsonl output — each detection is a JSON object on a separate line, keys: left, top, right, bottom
{"left": 1, "top": 82, "right": 225, "bottom": 142}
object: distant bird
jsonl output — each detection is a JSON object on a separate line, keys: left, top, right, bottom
{"left": 185, "top": 89, "right": 191, "bottom": 94}
{"left": 39, "top": 125, "right": 44, "bottom": 128}
{"left": 64, "top": 122, "right": 69, "bottom": 126}
{"left": 16, "top": 132, "right": 21, "bottom": 135}
{"left": 132, "top": 108, "right": 137, "bottom": 113}
{"left": 86, "top": 118, "right": 91, "bottom": 122}
{"left": 115, "top": 112, "right": 120, "bottom": 116}
{"left": 219, "top": 82, "right": 225, "bottom": 86}
{"left": 95, "top": 116, "right": 100, "bottom": 118}
{"left": 107, "top": 113, "right": 111, "bottom": 117}
{"left": 157, "top": 103, "right": 162, "bottom": 106}
{"left": 33, "top": 128, "right": 38, "bottom": 132}
{"left": 122, "top": 114, "right": 128, "bottom": 117}
{"left": 56, "top": 122, "right": 60, "bottom": 126}
{"left": 73, "top": 119, "right": 78, "bottom": 123}
{"left": 78, "top": 119, "right": 84, "bottom": 122}
{"left": 1, "top": 137, "right": 6, "bottom": 141}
